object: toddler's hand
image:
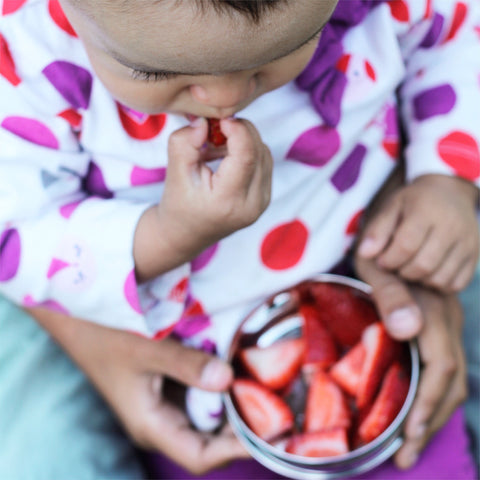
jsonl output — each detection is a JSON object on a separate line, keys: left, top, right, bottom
{"left": 157, "top": 117, "right": 273, "bottom": 260}
{"left": 358, "top": 174, "right": 479, "bottom": 293}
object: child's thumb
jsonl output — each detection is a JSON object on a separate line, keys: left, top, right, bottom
{"left": 149, "top": 337, "right": 234, "bottom": 391}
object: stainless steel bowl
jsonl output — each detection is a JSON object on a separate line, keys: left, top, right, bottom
{"left": 223, "top": 274, "right": 420, "bottom": 480}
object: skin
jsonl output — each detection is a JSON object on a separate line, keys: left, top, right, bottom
{"left": 26, "top": 0, "right": 476, "bottom": 474}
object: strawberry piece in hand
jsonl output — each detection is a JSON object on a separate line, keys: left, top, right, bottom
{"left": 358, "top": 362, "right": 410, "bottom": 443}
{"left": 232, "top": 379, "right": 294, "bottom": 441}
{"left": 207, "top": 118, "right": 227, "bottom": 146}
{"left": 356, "top": 322, "right": 400, "bottom": 408}
{"left": 310, "top": 283, "right": 378, "bottom": 347}
{"left": 286, "top": 428, "right": 350, "bottom": 457}
{"left": 329, "top": 341, "right": 366, "bottom": 397}
{"left": 304, "top": 370, "right": 351, "bottom": 432}
{"left": 300, "top": 304, "right": 338, "bottom": 374}
{"left": 239, "top": 338, "right": 305, "bottom": 390}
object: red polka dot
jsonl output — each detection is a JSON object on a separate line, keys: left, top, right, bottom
{"left": 48, "top": 0, "right": 77, "bottom": 37}
{"left": 168, "top": 277, "right": 189, "bottom": 302}
{"left": 444, "top": 2, "right": 467, "bottom": 43}
{"left": 117, "top": 103, "right": 167, "bottom": 140}
{"left": 437, "top": 131, "right": 480, "bottom": 180}
{"left": 345, "top": 209, "right": 364, "bottom": 235}
{"left": 260, "top": 220, "right": 309, "bottom": 270}
{"left": 58, "top": 108, "right": 82, "bottom": 128}
{"left": 365, "top": 60, "right": 376, "bottom": 81}
{"left": 0, "top": 34, "right": 21, "bottom": 86}
{"left": 153, "top": 323, "right": 176, "bottom": 341}
{"left": 2, "top": 0, "right": 27, "bottom": 15}
{"left": 388, "top": 0, "right": 410, "bottom": 22}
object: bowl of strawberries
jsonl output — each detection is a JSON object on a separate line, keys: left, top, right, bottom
{"left": 223, "top": 274, "right": 420, "bottom": 479}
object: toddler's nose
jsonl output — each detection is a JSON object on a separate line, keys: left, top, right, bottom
{"left": 190, "top": 74, "right": 256, "bottom": 111}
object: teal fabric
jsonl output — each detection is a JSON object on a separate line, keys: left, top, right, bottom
{"left": 0, "top": 298, "right": 145, "bottom": 480}
{"left": 0, "top": 264, "right": 478, "bottom": 479}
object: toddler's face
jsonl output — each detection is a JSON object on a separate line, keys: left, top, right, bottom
{"left": 60, "top": 0, "right": 338, "bottom": 118}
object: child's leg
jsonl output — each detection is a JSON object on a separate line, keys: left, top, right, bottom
{"left": 0, "top": 296, "right": 145, "bottom": 480}
{"left": 460, "top": 260, "right": 480, "bottom": 473}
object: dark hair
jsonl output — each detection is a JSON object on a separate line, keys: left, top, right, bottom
{"left": 195, "top": 0, "right": 286, "bottom": 23}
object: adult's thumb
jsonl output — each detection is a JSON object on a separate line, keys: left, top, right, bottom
{"left": 147, "top": 337, "right": 234, "bottom": 391}
{"left": 355, "top": 256, "right": 423, "bottom": 340}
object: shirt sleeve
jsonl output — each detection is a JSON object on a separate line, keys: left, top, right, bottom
{"left": 0, "top": 34, "right": 188, "bottom": 338}
{"left": 396, "top": 0, "right": 480, "bottom": 187}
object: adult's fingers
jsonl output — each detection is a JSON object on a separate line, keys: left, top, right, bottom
{"left": 355, "top": 256, "right": 423, "bottom": 339}
{"left": 142, "top": 336, "right": 234, "bottom": 391}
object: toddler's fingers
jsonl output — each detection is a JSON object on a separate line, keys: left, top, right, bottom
{"left": 451, "top": 256, "right": 479, "bottom": 291}
{"left": 355, "top": 257, "right": 423, "bottom": 340}
{"left": 144, "top": 336, "right": 233, "bottom": 392}
{"left": 357, "top": 196, "right": 402, "bottom": 259}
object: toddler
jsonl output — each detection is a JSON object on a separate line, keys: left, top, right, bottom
{"left": 0, "top": 0, "right": 479, "bottom": 478}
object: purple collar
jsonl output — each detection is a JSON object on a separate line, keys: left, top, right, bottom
{"left": 295, "top": 0, "right": 387, "bottom": 127}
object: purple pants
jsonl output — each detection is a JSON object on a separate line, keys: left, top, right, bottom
{"left": 143, "top": 408, "right": 477, "bottom": 479}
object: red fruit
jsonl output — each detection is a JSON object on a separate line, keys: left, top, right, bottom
{"left": 358, "top": 362, "right": 410, "bottom": 443}
{"left": 300, "top": 304, "right": 338, "bottom": 373}
{"left": 304, "top": 370, "right": 351, "bottom": 432}
{"left": 232, "top": 379, "right": 294, "bottom": 441}
{"left": 207, "top": 118, "right": 227, "bottom": 146}
{"left": 239, "top": 338, "right": 306, "bottom": 390}
{"left": 356, "top": 323, "right": 400, "bottom": 408}
{"left": 310, "top": 282, "right": 378, "bottom": 347}
{"left": 286, "top": 428, "right": 349, "bottom": 457}
{"left": 329, "top": 342, "right": 366, "bottom": 396}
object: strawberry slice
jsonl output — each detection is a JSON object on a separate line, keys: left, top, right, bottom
{"left": 300, "top": 304, "right": 338, "bottom": 374}
{"left": 356, "top": 322, "right": 400, "bottom": 408}
{"left": 239, "top": 338, "right": 305, "bottom": 390}
{"left": 358, "top": 362, "right": 410, "bottom": 443}
{"left": 310, "top": 282, "right": 378, "bottom": 347}
{"left": 304, "top": 370, "right": 351, "bottom": 432}
{"left": 329, "top": 341, "right": 366, "bottom": 396}
{"left": 207, "top": 118, "right": 227, "bottom": 146}
{"left": 285, "top": 428, "right": 349, "bottom": 457}
{"left": 232, "top": 379, "right": 294, "bottom": 441}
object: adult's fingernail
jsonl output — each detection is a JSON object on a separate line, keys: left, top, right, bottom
{"left": 387, "top": 306, "right": 422, "bottom": 338}
{"left": 413, "top": 423, "right": 427, "bottom": 439}
{"left": 358, "top": 238, "right": 378, "bottom": 257}
{"left": 405, "top": 450, "right": 419, "bottom": 468}
{"left": 201, "top": 359, "right": 232, "bottom": 390}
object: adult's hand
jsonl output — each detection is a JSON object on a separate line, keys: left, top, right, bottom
{"left": 355, "top": 257, "right": 467, "bottom": 470}
{"left": 26, "top": 306, "right": 249, "bottom": 475}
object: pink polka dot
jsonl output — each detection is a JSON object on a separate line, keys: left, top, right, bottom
{"left": 260, "top": 220, "right": 309, "bottom": 270}
{"left": 2, "top": 0, "right": 27, "bottom": 15}
{"left": 124, "top": 270, "right": 142, "bottom": 313}
{"left": 0, "top": 228, "right": 21, "bottom": 281}
{"left": 1, "top": 116, "right": 59, "bottom": 149}
{"left": 48, "top": 0, "right": 77, "bottom": 36}
{"left": 173, "top": 298, "right": 210, "bottom": 339}
{"left": 191, "top": 243, "right": 218, "bottom": 272}
{"left": 23, "top": 295, "right": 70, "bottom": 315}
{"left": 117, "top": 103, "right": 167, "bottom": 140}
{"left": 0, "top": 33, "right": 21, "bottom": 86}
{"left": 59, "top": 200, "right": 82, "bottom": 219}
{"left": 130, "top": 166, "right": 166, "bottom": 186}
{"left": 437, "top": 131, "right": 480, "bottom": 180}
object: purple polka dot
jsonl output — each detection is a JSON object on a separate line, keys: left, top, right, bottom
{"left": 173, "top": 312, "right": 211, "bottom": 339}
{"left": 42, "top": 61, "right": 93, "bottom": 109}
{"left": 413, "top": 84, "right": 456, "bottom": 121}
{"left": 287, "top": 125, "right": 341, "bottom": 167}
{"left": 0, "top": 228, "right": 21, "bottom": 281}
{"left": 191, "top": 243, "right": 218, "bottom": 272}
{"left": 124, "top": 270, "right": 142, "bottom": 313}
{"left": 83, "top": 161, "right": 113, "bottom": 199}
{"left": 1, "top": 116, "right": 59, "bottom": 149}
{"left": 59, "top": 199, "right": 82, "bottom": 219}
{"left": 23, "top": 295, "right": 70, "bottom": 315}
{"left": 331, "top": 144, "right": 367, "bottom": 192}
{"left": 420, "top": 13, "right": 445, "bottom": 48}
{"left": 130, "top": 166, "right": 166, "bottom": 186}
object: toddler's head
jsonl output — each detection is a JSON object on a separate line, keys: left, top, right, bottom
{"left": 59, "top": 0, "right": 338, "bottom": 117}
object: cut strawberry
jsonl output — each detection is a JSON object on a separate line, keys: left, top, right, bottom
{"left": 207, "top": 118, "right": 227, "bottom": 146}
{"left": 232, "top": 379, "right": 294, "bottom": 441}
{"left": 304, "top": 370, "right": 351, "bottom": 432}
{"left": 329, "top": 341, "right": 366, "bottom": 396}
{"left": 310, "top": 282, "right": 378, "bottom": 347}
{"left": 239, "top": 338, "right": 305, "bottom": 390}
{"left": 285, "top": 428, "right": 349, "bottom": 457}
{"left": 300, "top": 304, "right": 338, "bottom": 374}
{"left": 358, "top": 362, "right": 410, "bottom": 443}
{"left": 356, "top": 322, "right": 400, "bottom": 408}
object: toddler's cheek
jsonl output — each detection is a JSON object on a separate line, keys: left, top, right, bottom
{"left": 186, "top": 386, "right": 224, "bottom": 432}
